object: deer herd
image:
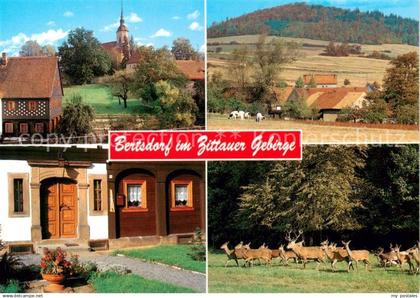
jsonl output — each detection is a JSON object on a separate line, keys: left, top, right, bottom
{"left": 220, "top": 230, "right": 420, "bottom": 274}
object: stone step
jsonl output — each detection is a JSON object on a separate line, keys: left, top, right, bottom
{"left": 34, "top": 241, "right": 90, "bottom": 254}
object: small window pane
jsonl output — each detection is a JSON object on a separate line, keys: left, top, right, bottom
{"left": 14, "top": 179, "right": 24, "bottom": 213}
{"left": 93, "top": 179, "right": 102, "bottom": 211}
{"left": 175, "top": 185, "right": 188, "bottom": 206}
{"left": 127, "top": 184, "right": 142, "bottom": 207}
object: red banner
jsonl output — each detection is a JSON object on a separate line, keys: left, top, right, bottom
{"left": 109, "top": 130, "right": 302, "bottom": 161}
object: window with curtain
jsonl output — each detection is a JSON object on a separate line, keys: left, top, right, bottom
{"left": 175, "top": 185, "right": 188, "bottom": 206}
{"left": 127, "top": 184, "right": 142, "bottom": 207}
{"left": 14, "top": 178, "right": 24, "bottom": 213}
{"left": 93, "top": 179, "right": 102, "bottom": 211}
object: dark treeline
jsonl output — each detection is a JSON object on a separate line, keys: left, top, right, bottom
{"left": 208, "top": 145, "right": 419, "bottom": 250}
{"left": 208, "top": 3, "right": 419, "bottom": 46}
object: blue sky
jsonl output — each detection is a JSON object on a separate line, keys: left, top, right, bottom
{"left": 0, "top": 0, "right": 204, "bottom": 56}
{"left": 208, "top": 0, "right": 419, "bottom": 25}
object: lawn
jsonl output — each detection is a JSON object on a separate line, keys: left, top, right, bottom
{"left": 208, "top": 252, "right": 419, "bottom": 293}
{"left": 112, "top": 245, "right": 206, "bottom": 273}
{"left": 63, "top": 84, "right": 143, "bottom": 115}
{"left": 207, "top": 113, "right": 420, "bottom": 144}
{"left": 90, "top": 272, "right": 195, "bottom": 293}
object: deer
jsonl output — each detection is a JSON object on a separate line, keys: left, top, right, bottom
{"left": 285, "top": 230, "right": 325, "bottom": 270}
{"left": 407, "top": 242, "right": 419, "bottom": 274}
{"left": 321, "top": 242, "right": 353, "bottom": 272}
{"left": 374, "top": 245, "right": 399, "bottom": 268}
{"left": 242, "top": 243, "right": 272, "bottom": 267}
{"left": 279, "top": 244, "right": 298, "bottom": 265}
{"left": 220, "top": 242, "right": 240, "bottom": 267}
{"left": 341, "top": 240, "right": 370, "bottom": 272}
{"left": 393, "top": 244, "right": 415, "bottom": 273}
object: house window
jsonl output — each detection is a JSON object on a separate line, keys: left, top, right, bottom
{"left": 6, "top": 101, "right": 16, "bottom": 111}
{"left": 123, "top": 179, "right": 147, "bottom": 210}
{"left": 8, "top": 173, "right": 29, "bottom": 217}
{"left": 13, "top": 179, "right": 24, "bottom": 213}
{"left": 19, "top": 123, "right": 29, "bottom": 134}
{"left": 34, "top": 123, "right": 44, "bottom": 133}
{"left": 171, "top": 179, "right": 193, "bottom": 210}
{"left": 4, "top": 122, "right": 14, "bottom": 133}
{"left": 89, "top": 175, "right": 107, "bottom": 215}
{"left": 28, "top": 101, "right": 37, "bottom": 111}
{"left": 93, "top": 179, "right": 102, "bottom": 211}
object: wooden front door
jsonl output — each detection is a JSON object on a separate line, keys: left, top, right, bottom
{"left": 42, "top": 180, "right": 77, "bottom": 239}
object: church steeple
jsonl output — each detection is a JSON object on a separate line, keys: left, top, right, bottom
{"left": 116, "top": 0, "right": 129, "bottom": 46}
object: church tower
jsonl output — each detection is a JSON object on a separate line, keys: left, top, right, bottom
{"left": 116, "top": 1, "right": 129, "bottom": 47}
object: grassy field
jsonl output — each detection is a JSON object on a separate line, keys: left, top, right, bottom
{"left": 112, "top": 245, "right": 206, "bottom": 273}
{"left": 63, "top": 84, "right": 142, "bottom": 115}
{"left": 90, "top": 272, "right": 195, "bottom": 293}
{"left": 208, "top": 113, "right": 420, "bottom": 144}
{"left": 208, "top": 252, "right": 419, "bottom": 293}
{"left": 208, "top": 35, "right": 418, "bottom": 87}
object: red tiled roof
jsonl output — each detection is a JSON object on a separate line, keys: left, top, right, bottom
{"left": 101, "top": 41, "right": 119, "bottom": 52}
{"left": 175, "top": 60, "right": 205, "bottom": 81}
{"left": 303, "top": 74, "right": 337, "bottom": 85}
{"left": 0, "top": 56, "right": 60, "bottom": 98}
{"left": 273, "top": 86, "right": 294, "bottom": 103}
{"left": 127, "top": 49, "right": 143, "bottom": 65}
{"left": 313, "top": 88, "right": 368, "bottom": 109}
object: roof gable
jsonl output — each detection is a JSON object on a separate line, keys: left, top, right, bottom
{"left": 0, "top": 56, "right": 59, "bottom": 98}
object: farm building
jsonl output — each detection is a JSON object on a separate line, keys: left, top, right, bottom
{"left": 288, "top": 87, "right": 369, "bottom": 121}
{"left": 303, "top": 74, "right": 337, "bottom": 88}
{"left": 0, "top": 53, "right": 63, "bottom": 137}
{"left": 0, "top": 146, "right": 205, "bottom": 252}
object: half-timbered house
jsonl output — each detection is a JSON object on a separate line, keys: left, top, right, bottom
{"left": 0, "top": 53, "right": 63, "bottom": 137}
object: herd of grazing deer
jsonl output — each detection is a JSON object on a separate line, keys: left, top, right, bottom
{"left": 220, "top": 231, "right": 420, "bottom": 274}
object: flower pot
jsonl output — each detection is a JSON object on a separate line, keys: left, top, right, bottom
{"left": 42, "top": 273, "right": 65, "bottom": 292}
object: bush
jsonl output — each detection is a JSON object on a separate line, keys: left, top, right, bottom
{"left": 395, "top": 104, "right": 418, "bottom": 124}
{"left": 188, "top": 228, "right": 206, "bottom": 262}
{"left": 0, "top": 280, "right": 21, "bottom": 293}
{"left": 0, "top": 253, "right": 22, "bottom": 284}
{"left": 282, "top": 99, "right": 310, "bottom": 119}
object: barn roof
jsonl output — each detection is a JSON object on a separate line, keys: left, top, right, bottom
{"left": 175, "top": 60, "right": 205, "bottom": 81}
{"left": 273, "top": 86, "right": 294, "bottom": 103}
{"left": 303, "top": 74, "right": 337, "bottom": 85}
{"left": 312, "top": 87, "right": 367, "bottom": 110}
{"left": 0, "top": 56, "right": 60, "bottom": 98}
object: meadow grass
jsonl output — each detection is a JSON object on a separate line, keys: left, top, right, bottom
{"left": 208, "top": 252, "right": 419, "bottom": 293}
{"left": 89, "top": 272, "right": 196, "bottom": 293}
{"left": 63, "top": 84, "right": 142, "bottom": 115}
{"left": 112, "top": 245, "right": 206, "bottom": 273}
{"left": 208, "top": 35, "right": 418, "bottom": 87}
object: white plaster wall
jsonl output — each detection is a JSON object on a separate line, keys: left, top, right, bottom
{"left": 87, "top": 163, "right": 108, "bottom": 240}
{"left": 0, "top": 160, "right": 31, "bottom": 242}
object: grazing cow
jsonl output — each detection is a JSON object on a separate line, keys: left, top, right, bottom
{"left": 244, "top": 112, "right": 250, "bottom": 119}
{"left": 238, "top": 110, "right": 245, "bottom": 120}
{"left": 256, "top": 113, "right": 265, "bottom": 122}
{"left": 229, "top": 111, "right": 239, "bottom": 119}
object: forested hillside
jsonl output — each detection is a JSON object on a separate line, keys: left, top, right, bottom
{"left": 208, "top": 3, "right": 419, "bottom": 45}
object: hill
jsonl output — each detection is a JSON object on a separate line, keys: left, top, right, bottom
{"left": 207, "top": 2, "right": 419, "bottom": 46}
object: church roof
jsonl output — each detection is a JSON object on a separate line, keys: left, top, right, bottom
{"left": 0, "top": 56, "right": 61, "bottom": 98}
{"left": 175, "top": 60, "right": 205, "bottom": 81}
{"left": 117, "top": 23, "right": 128, "bottom": 32}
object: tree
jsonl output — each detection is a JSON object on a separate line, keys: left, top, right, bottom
{"left": 58, "top": 28, "right": 113, "bottom": 84}
{"left": 229, "top": 46, "right": 250, "bottom": 91}
{"left": 131, "top": 46, "right": 186, "bottom": 103}
{"left": 295, "top": 76, "right": 304, "bottom": 88}
{"left": 308, "top": 77, "right": 317, "bottom": 88}
{"left": 252, "top": 34, "right": 299, "bottom": 102}
{"left": 171, "top": 38, "right": 198, "bottom": 60}
{"left": 153, "top": 80, "right": 197, "bottom": 128}
{"left": 110, "top": 71, "right": 133, "bottom": 108}
{"left": 344, "top": 78, "right": 351, "bottom": 86}
{"left": 56, "top": 94, "right": 95, "bottom": 136}
{"left": 383, "top": 52, "right": 419, "bottom": 111}
{"left": 238, "top": 146, "right": 366, "bottom": 234}
{"left": 20, "top": 40, "right": 56, "bottom": 57}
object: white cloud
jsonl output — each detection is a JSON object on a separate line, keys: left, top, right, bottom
{"left": 101, "top": 21, "right": 119, "bottom": 32}
{"left": 150, "top": 28, "right": 171, "bottom": 38}
{"left": 0, "top": 29, "right": 68, "bottom": 56}
{"left": 127, "top": 12, "right": 142, "bottom": 23}
{"left": 187, "top": 10, "right": 200, "bottom": 20}
{"left": 46, "top": 21, "right": 55, "bottom": 26}
{"left": 189, "top": 21, "right": 203, "bottom": 31}
{"left": 63, "top": 11, "right": 74, "bottom": 17}
{"left": 172, "top": 16, "right": 181, "bottom": 20}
